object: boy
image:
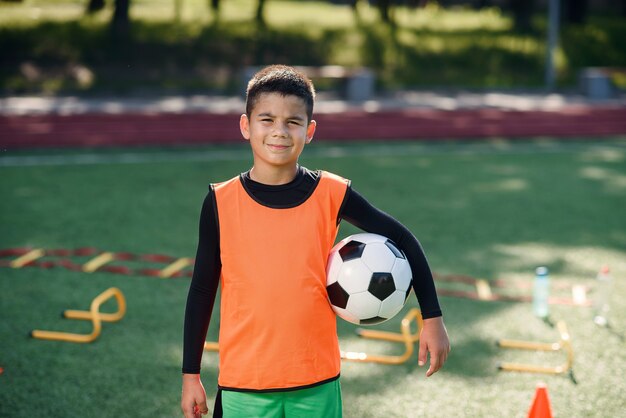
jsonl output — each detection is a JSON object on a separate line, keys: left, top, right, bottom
{"left": 181, "top": 65, "right": 449, "bottom": 418}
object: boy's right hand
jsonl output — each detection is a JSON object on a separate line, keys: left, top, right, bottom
{"left": 181, "top": 373, "right": 209, "bottom": 418}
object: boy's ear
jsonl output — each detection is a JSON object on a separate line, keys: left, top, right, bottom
{"left": 240, "top": 114, "right": 251, "bottom": 140}
{"left": 306, "top": 120, "right": 316, "bottom": 144}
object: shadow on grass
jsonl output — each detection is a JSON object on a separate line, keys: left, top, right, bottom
{"left": 443, "top": 337, "right": 499, "bottom": 378}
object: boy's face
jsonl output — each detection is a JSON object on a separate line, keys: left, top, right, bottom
{"left": 240, "top": 92, "right": 316, "bottom": 174}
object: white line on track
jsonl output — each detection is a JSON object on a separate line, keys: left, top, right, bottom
{"left": 1, "top": 139, "right": 625, "bottom": 167}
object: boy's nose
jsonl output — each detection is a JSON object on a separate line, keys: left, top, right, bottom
{"left": 272, "top": 123, "right": 289, "bottom": 137}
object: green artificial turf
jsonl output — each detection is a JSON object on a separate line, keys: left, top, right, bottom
{"left": 1, "top": 138, "right": 625, "bottom": 417}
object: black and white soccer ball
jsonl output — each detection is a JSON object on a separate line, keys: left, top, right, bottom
{"left": 326, "top": 233, "right": 412, "bottom": 325}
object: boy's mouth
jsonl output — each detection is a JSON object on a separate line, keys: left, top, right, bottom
{"left": 266, "top": 144, "right": 291, "bottom": 151}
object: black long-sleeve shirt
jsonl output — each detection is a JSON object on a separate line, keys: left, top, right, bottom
{"left": 182, "top": 166, "right": 441, "bottom": 374}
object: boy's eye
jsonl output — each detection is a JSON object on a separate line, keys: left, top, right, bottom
{"left": 288, "top": 121, "right": 301, "bottom": 126}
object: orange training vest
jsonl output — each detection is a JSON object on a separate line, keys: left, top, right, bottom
{"left": 213, "top": 170, "right": 350, "bottom": 391}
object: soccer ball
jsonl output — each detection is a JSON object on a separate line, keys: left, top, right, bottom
{"left": 326, "top": 233, "right": 413, "bottom": 325}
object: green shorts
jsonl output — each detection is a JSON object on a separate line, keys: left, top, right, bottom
{"left": 221, "top": 379, "right": 343, "bottom": 418}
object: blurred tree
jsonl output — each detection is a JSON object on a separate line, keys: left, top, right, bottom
{"left": 209, "top": 0, "right": 220, "bottom": 17}
{"left": 350, "top": 0, "right": 363, "bottom": 23}
{"left": 564, "top": 0, "right": 588, "bottom": 24}
{"left": 350, "top": 0, "right": 359, "bottom": 14}
{"left": 351, "top": 0, "right": 430, "bottom": 24}
{"left": 86, "top": 0, "right": 106, "bottom": 14}
{"left": 509, "top": 0, "right": 536, "bottom": 32}
{"left": 256, "top": 0, "right": 267, "bottom": 25}
{"left": 376, "top": 0, "right": 394, "bottom": 24}
{"left": 471, "top": 0, "right": 492, "bottom": 8}
{"left": 174, "top": 0, "right": 182, "bottom": 22}
{"left": 408, "top": 0, "right": 428, "bottom": 8}
{"left": 111, "top": 0, "right": 130, "bottom": 38}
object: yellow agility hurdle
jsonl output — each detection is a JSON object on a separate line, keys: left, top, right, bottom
{"left": 204, "top": 341, "right": 219, "bottom": 351}
{"left": 497, "top": 320, "right": 574, "bottom": 376}
{"left": 158, "top": 257, "right": 194, "bottom": 279}
{"left": 31, "top": 287, "right": 126, "bottom": 343}
{"left": 340, "top": 308, "right": 423, "bottom": 365}
{"left": 9, "top": 248, "right": 45, "bottom": 268}
{"left": 204, "top": 309, "right": 424, "bottom": 366}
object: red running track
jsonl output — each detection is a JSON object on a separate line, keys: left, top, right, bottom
{"left": 1, "top": 106, "right": 625, "bottom": 149}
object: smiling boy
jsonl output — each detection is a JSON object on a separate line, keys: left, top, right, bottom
{"left": 181, "top": 65, "right": 450, "bottom": 418}
{"left": 243, "top": 91, "right": 315, "bottom": 183}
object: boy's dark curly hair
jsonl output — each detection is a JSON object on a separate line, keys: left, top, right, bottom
{"left": 246, "top": 65, "right": 316, "bottom": 122}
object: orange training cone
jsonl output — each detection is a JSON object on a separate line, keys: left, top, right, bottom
{"left": 528, "top": 382, "right": 553, "bottom": 418}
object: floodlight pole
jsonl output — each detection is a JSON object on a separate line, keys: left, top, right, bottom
{"left": 545, "top": 0, "right": 561, "bottom": 91}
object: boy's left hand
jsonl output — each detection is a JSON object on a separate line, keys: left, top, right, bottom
{"left": 418, "top": 316, "right": 450, "bottom": 377}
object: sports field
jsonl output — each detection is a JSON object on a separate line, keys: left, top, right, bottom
{"left": 1, "top": 138, "right": 625, "bottom": 417}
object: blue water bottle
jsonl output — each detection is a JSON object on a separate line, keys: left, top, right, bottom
{"left": 532, "top": 267, "right": 550, "bottom": 318}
